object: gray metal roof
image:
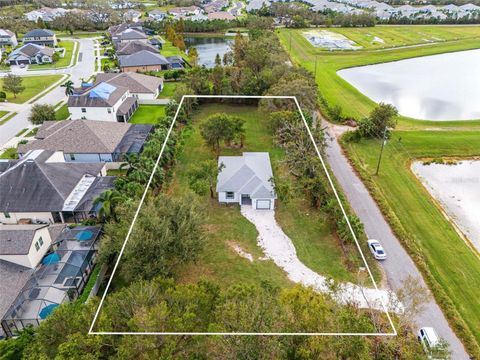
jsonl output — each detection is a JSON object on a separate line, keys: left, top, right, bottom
{"left": 0, "top": 150, "right": 106, "bottom": 212}
{"left": 0, "top": 224, "right": 48, "bottom": 255}
{"left": 216, "top": 152, "right": 275, "bottom": 199}
{"left": 118, "top": 50, "right": 170, "bottom": 67}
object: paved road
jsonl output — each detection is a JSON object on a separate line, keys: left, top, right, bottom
{"left": 0, "top": 38, "right": 96, "bottom": 147}
{"left": 324, "top": 123, "right": 470, "bottom": 360}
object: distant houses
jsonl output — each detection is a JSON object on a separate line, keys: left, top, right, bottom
{"left": 118, "top": 50, "right": 185, "bottom": 72}
{"left": 24, "top": 7, "right": 68, "bottom": 22}
{"left": 0, "top": 29, "right": 17, "bottom": 47}
{"left": 23, "top": 29, "right": 57, "bottom": 47}
{"left": 7, "top": 43, "right": 54, "bottom": 66}
{"left": 148, "top": 9, "right": 167, "bottom": 21}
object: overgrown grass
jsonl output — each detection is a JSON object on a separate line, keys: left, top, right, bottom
{"left": 344, "top": 131, "right": 480, "bottom": 355}
{"left": 171, "top": 103, "right": 377, "bottom": 287}
{"left": 129, "top": 105, "right": 166, "bottom": 124}
{"left": 0, "top": 75, "right": 63, "bottom": 104}
{"left": 277, "top": 27, "right": 480, "bottom": 129}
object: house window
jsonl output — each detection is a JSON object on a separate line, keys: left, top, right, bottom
{"left": 107, "top": 108, "right": 112, "bottom": 113}
{"left": 81, "top": 108, "right": 86, "bottom": 113}
{"left": 3, "top": 212, "right": 10, "bottom": 218}
{"left": 35, "top": 242, "right": 40, "bottom": 251}
{"left": 69, "top": 154, "right": 76, "bottom": 161}
{"left": 226, "top": 192, "right": 234, "bottom": 199}
{"left": 38, "top": 237, "right": 44, "bottom": 246}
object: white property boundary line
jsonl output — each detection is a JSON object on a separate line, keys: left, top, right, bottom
{"left": 89, "top": 95, "right": 397, "bottom": 337}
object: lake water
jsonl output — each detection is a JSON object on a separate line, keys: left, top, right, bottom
{"left": 411, "top": 160, "right": 480, "bottom": 253}
{"left": 185, "top": 36, "right": 233, "bottom": 68}
{"left": 338, "top": 49, "right": 480, "bottom": 120}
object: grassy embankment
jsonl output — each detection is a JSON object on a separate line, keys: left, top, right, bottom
{"left": 168, "top": 103, "right": 380, "bottom": 289}
{"left": 277, "top": 26, "right": 480, "bottom": 129}
{"left": 278, "top": 26, "right": 480, "bottom": 355}
{"left": 0, "top": 75, "right": 63, "bottom": 104}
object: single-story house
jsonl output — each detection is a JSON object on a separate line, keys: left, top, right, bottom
{"left": 118, "top": 50, "right": 185, "bottom": 72}
{"left": 116, "top": 40, "right": 159, "bottom": 56}
{"left": 207, "top": 11, "right": 235, "bottom": 20}
{"left": 0, "top": 29, "right": 17, "bottom": 47}
{"left": 216, "top": 152, "right": 276, "bottom": 210}
{"left": 7, "top": 43, "right": 54, "bottom": 65}
{"left": 23, "top": 29, "right": 57, "bottom": 46}
{"left": 96, "top": 72, "right": 164, "bottom": 99}
{"left": 148, "top": 9, "right": 167, "bottom": 21}
{"left": 124, "top": 10, "right": 142, "bottom": 22}
{"left": 68, "top": 82, "right": 138, "bottom": 122}
{"left": 24, "top": 7, "right": 68, "bottom": 22}
{"left": 112, "top": 28, "right": 148, "bottom": 48}
{"left": 0, "top": 149, "right": 115, "bottom": 225}
{"left": 168, "top": 6, "right": 203, "bottom": 19}
{"left": 18, "top": 120, "right": 153, "bottom": 162}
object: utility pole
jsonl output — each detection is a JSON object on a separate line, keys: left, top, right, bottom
{"left": 375, "top": 125, "right": 388, "bottom": 176}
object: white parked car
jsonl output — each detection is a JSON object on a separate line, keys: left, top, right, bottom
{"left": 367, "top": 239, "right": 386, "bottom": 260}
{"left": 418, "top": 327, "right": 443, "bottom": 359}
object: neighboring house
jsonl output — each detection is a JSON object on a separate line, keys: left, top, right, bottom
{"left": 112, "top": 28, "right": 148, "bottom": 48}
{"left": 1, "top": 225, "right": 101, "bottom": 338}
{"left": 0, "top": 29, "right": 17, "bottom": 47}
{"left": 204, "top": 0, "right": 229, "bottom": 13}
{"left": 18, "top": 120, "right": 153, "bottom": 162}
{"left": 23, "top": 29, "right": 57, "bottom": 46}
{"left": 96, "top": 72, "right": 164, "bottom": 99}
{"left": 68, "top": 82, "right": 138, "bottom": 122}
{"left": 116, "top": 40, "right": 159, "bottom": 56}
{"left": 148, "top": 37, "right": 163, "bottom": 49}
{"left": 124, "top": 9, "right": 142, "bottom": 22}
{"left": 7, "top": 43, "right": 54, "bottom": 65}
{"left": 0, "top": 224, "right": 55, "bottom": 269}
{"left": 0, "top": 149, "right": 114, "bottom": 225}
{"left": 216, "top": 152, "right": 276, "bottom": 210}
{"left": 168, "top": 6, "right": 203, "bottom": 19}
{"left": 148, "top": 9, "right": 167, "bottom": 21}
{"left": 24, "top": 7, "right": 68, "bottom": 22}
{"left": 207, "top": 11, "right": 235, "bottom": 20}
{"left": 118, "top": 50, "right": 185, "bottom": 72}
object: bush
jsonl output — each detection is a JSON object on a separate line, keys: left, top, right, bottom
{"left": 28, "top": 103, "right": 56, "bottom": 125}
{"left": 0, "top": 91, "right": 6, "bottom": 100}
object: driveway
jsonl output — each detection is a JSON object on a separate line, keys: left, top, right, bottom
{"left": 323, "top": 122, "right": 470, "bottom": 359}
{"left": 0, "top": 38, "right": 97, "bottom": 147}
{"left": 240, "top": 205, "right": 398, "bottom": 313}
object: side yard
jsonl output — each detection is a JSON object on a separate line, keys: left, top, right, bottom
{"left": 28, "top": 40, "right": 78, "bottom": 70}
{"left": 0, "top": 75, "right": 64, "bottom": 104}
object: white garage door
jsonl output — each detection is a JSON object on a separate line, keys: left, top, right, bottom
{"left": 256, "top": 200, "right": 271, "bottom": 210}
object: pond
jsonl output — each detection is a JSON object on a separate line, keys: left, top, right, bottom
{"left": 411, "top": 160, "right": 480, "bottom": 253}
{"left": 338, "top": 49, "right": 480, "bottom": 120}
{"left": 184, "top": 36, "right": 233, "bottom": 68}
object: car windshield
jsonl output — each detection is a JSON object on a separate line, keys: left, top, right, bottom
{"left": 377, "top": 249, "right": 384, "bottom": 254}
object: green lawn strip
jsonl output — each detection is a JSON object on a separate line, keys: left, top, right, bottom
{"left": 0, "top": 147, "right": 18, "bottom": 159}
{"left": 158, "top": 82, "right": 177, "bottom": 98}
{"left": 55, "top": 103, "right": 70, "bottom": 120}
{"left": 77, "top": 265, "right": 101, "bottom": 304}
{"left": 28, "top": 41, "right": 76, "bottom": 70}
{"left": 0, "top": 112, "right": 17, "bottom": 125}
{"left": 277, "top": 28, "right": 480, "bottom": 128}
{"left": 24, "top": 127, "right": 38, "bottom": 137}
{"left": 171, "top": 103, "right": 371, "bottom": 288}
{"left": 57, "top": 31, "right": 103, "bottom": 39}
{"left": 15, "top": 128, "right": 28, "bottom": 137}
{"left": 0, "top": 110, "right": 8, "bottom": 118}
{"left": 106, "top": 168, "right": 128, "bottom": 176}
{"left": 343, "top": 131, "right": 480, "bottom": 355}
{"left": 129, "top": 105, "right": 166, "bottom": 124}
{"left": 0, "top": 75, "right": 64, "bottom": 104}
{"left": 160, "top": 40, "right": 189, "bottom": 61}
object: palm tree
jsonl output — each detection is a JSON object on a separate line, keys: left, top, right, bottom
{"left": 93, "top": 190, "right": 123, "bottom": 222}
{"left": 64, "top": 80, "right": 74, "bottom": 96}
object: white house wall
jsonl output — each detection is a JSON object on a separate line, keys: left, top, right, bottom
{"left": 218, "top": 191, "right": 239, "bottom": 203}
{"left": 27, "top": 226, "right": 53, "bottom": 268}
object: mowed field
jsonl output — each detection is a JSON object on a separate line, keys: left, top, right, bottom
{"left": 344, "top": 131, "right": 480, "bottom": 353}
{"left": 169, "top": 103, "right": 380, "bottom": 288}
{"left": 277, "top": 26, "right": 480, "bottom": 126}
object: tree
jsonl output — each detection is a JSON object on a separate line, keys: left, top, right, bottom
{"left": 188, "top": 160, "right": 224, "bottom": 198}
{"left": 199, "top": 113, "right": 245, "bottom": 155}
{"left": 93, "top": 189, "right": 123, "bottom": 222}
{"left": 64, "top": 80, "right": 74, "bottom": 96}
{"left": 28, "top": 103, "right": 55, "bottom": 125}
{"left": 358, "top": 103, "right": 398, "bottom": 139}
{"left": 2, "top": 73, "right": 25, "bottom": 99}
{"left": 187, "top": 46, "right": 199, "bottom": 66}
{"left": 214, "top": 53, "right": 221, "bottom": 67}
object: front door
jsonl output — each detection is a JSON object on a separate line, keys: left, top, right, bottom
{"left": 241, "top": 194, "right": 251, "bottom": 205}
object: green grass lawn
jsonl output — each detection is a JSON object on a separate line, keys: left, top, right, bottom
{"left": 158, "top": 82, "right": 177, "bottom": 98}
{"left": 28, "top": 41, "right": 76, "bottom": 70}
{"left": 277, "top": 27, "right": 480, "bottom": 127}
{"left": 344, "top": 131, "right": 480, "bottom": 354}
{"left": 100, "top": 57, "right": 117, "bottom": 71}
{"left": 170, "top": 103, "right": 377, "bottom": 288}
{"left": 1, "top": 75, "right": 63, "bottom": 104}
{"left": 55, "top": 104, "right": 70, "bottom": 120}
{"left": 160, "top": 40, "right": 189, "bottom": 61}
{"left": 0, "top": 147, "right": 18, "bottom": 159}
{"left": 129, "top": 105, "right": 166, "bottom": 124}
{"left": 0, "top": 110, "right": 8, "bottom": 118}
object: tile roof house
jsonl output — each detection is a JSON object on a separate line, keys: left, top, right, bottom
{"left": 96, "top": 72, "right": 164, "bottom": 99}
{"left": 7, "top": 43, "right": 55, "bottom": 66}
{"left": 118, "top": 50, "right": 185, "bottom": 72}
{"left": 23, "top": 29, "right": 57, "bottom": 46}
{"left": 17, "top": 120, "right": 153, "bottom": 163}
{"left": 0, "top": 29, "right": 17, "bottom": 47}
{"left": 0, "top": 150, "right": 115, "bottom": 225}
{"left": 216, "top": 152, "right": 276, "bottom": 210}
{"left": 116, "top": 40, "right": 159, "bottom": 56}
{"left": 67, "top": 82, "right": 138, "bottom": 122}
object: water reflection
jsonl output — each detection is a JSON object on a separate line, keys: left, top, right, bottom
{"left": 185, "top": 36, "right": 233, "bottom": 68}
{"left": 338, "top": 49, "right": 480, "bottom": 121}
